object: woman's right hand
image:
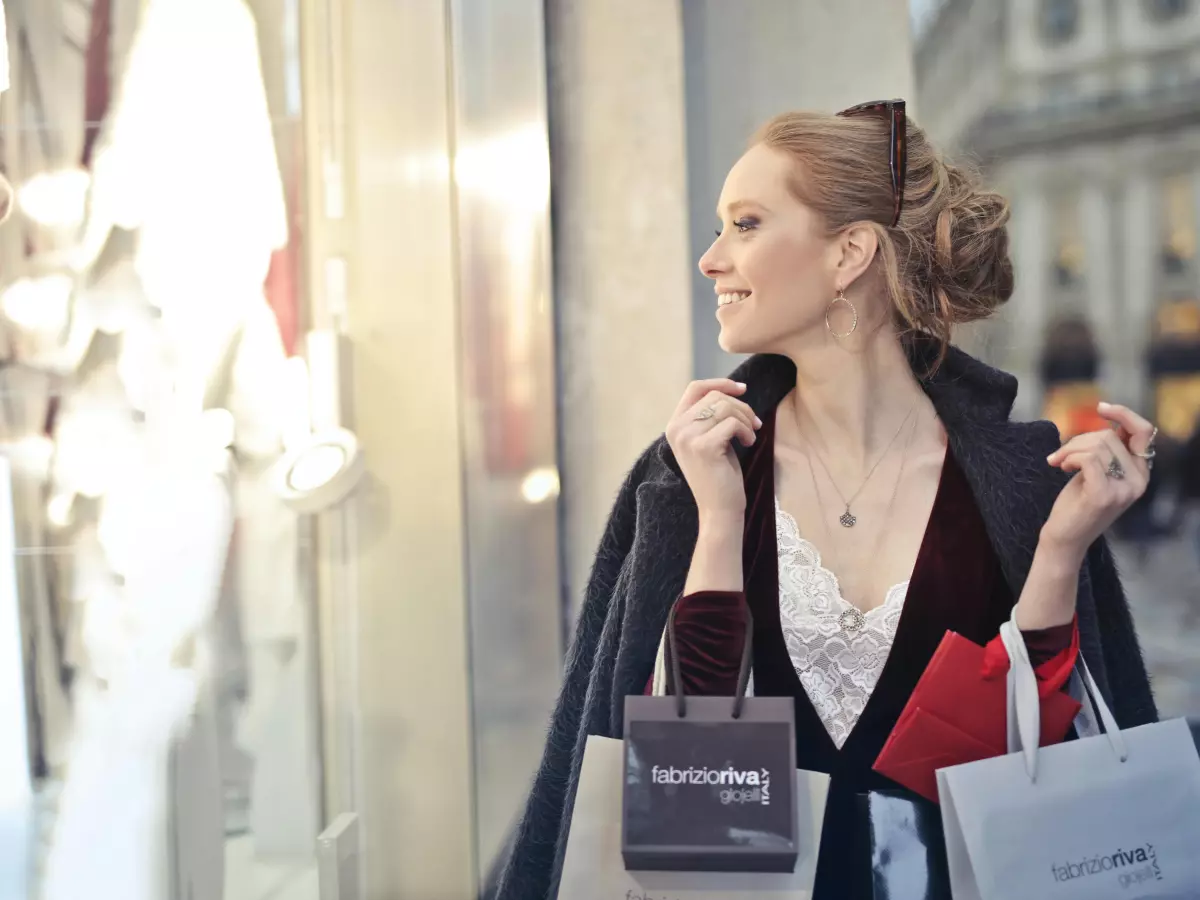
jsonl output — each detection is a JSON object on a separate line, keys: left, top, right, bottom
{"left": 665, "top": 379, "right": 761, "bottom": 523}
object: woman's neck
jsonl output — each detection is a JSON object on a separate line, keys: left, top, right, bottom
{"left": 782, "top": 326, "right": 931, "bottom": 470}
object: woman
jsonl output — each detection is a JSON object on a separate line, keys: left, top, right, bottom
{"left": 492, "top": 101, "right": 1158, "bottom": 899}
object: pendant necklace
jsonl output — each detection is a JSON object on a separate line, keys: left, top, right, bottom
{"left": 803, "top": 409, "right": 919, "bottom": 632}
{"left": 805, "top": 400, "right": 919, "bottom": 528}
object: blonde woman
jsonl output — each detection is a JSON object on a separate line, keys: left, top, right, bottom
{"left": 494, "top": 100, "right": 1157, "bottom": 899}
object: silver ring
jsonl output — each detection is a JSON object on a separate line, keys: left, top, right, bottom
{"left": 1106, "top": 458, "right": 1126, "bottom": 480}
{"left": 694, "top": 406, "right": 716, "bottom": 421}
{"left": 1135, "top": 426, "right": 1158, "bottom": 460}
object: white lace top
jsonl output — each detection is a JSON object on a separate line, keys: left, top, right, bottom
{"left": 775, "top": 499, "right": 909, "bottom": 748}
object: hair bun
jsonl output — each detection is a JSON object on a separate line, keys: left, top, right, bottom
{"left": 929, "top": 162, "right": 1013, "bottom": 327}
{"left": 753, "top": 108, "right": 1015, "bottom": 368}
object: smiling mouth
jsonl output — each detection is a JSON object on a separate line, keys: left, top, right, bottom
{"left": 717, "top": 292, "right": 750, "bottom": 307}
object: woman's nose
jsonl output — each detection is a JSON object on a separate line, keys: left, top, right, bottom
{"left": 698, "top": 241, "right": 725, "bottom": 280}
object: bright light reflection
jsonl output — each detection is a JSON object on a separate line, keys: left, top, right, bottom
{"left": 18, "top": 169, "right": 91, "bottom": 228}
{"left": 454, "top": 123, "right": 550, "bottom": 215}
{"left": 520, "top": 467, "right": 560, "bottom": 505}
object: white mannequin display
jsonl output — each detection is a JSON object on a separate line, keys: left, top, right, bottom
{"left": 42, "top": 427, "right": 234, "bottom": 900}
{"left": 30, "top": 0, "right": 318, "bottom": 893}
{"left": 85, "top": 0, "right": 317, "bottom": 863}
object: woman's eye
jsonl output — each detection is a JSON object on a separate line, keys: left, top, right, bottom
{"left": 715, "top": 217, "right": 758, "bottom": 238}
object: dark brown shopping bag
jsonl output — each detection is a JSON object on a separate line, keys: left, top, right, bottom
{"left": 622, "top": 598, "right": 801, "bottom": 873}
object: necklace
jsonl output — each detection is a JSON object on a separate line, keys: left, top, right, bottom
{"left": 804, "top": 400, "right": 919, "bottom": 528}
{"left": 803, "top": 409, "right": 920, "bottom": 631}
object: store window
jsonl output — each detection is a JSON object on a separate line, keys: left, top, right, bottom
{"left": 1049, "top": 188, "right": 1085, "bottom": 288}
{"left": 0, "top": 2, "right": 322, "bottom": 899}
{"left": 1160, "top": 172, "right": 1197, "bottom": 277}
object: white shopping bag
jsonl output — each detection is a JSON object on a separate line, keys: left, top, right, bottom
{"left": 937, "top": 616, "right": 1200, "bottom": 900}
{"left": 558, "top": 735, "right": 829, "bottom": 899}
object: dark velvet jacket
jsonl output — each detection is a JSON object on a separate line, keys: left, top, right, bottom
{"left": 490, "top": 341, "right": 1157, "bottom": 900}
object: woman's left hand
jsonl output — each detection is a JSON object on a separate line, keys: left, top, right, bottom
{"left": 1041, "top": 402, "right": 1157, "bottom": 559}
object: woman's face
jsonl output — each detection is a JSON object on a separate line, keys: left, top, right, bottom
{"left": 699, "top": 143, "right": 844, "bottom": 355}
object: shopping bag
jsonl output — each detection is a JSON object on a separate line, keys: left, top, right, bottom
{"left": 557, "top": 734, "right": 830, "bottom": 899}
{"left": 937, "top": 615, "right": 1200, "bottom": 900}
{"left": 625, "top": 598, "right": 799, "bottom": 872}
{"left": 873, "top": 629, "right": 1080, "bottom": 802}
{"left": 857, "top": 790, "right": 952, "bottom": 900}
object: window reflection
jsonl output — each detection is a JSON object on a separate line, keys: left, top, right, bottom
{"left": 1, "top": 2, "right": 319, "bottom": 898}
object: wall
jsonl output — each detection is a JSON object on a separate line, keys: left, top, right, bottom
{"left": 682, "top": 0, "right": 917, "bottom": 380}
{"left": 548, "top": 0, "right": 695, "bottom": 618}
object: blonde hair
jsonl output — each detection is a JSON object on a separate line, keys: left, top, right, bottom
{"left": 753, "top": 110, "right": 1013, "bottom": 366}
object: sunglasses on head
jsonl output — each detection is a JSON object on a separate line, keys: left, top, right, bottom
{"left": 836, "top": 98, "right": 907, "bottom": 228}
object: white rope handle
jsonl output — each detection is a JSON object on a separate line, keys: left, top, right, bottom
{"left": 999, "top": 616, "right": 1128, "bottom": 783}
{"left": 651, "top": 628, "right": 668, "bottom": 697}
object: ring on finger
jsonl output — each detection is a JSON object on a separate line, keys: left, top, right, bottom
{"left": 694, "top": 405, "right": 717, "bottom": 422}
{"left": 1134, "top": 425, "right": 1158, "bottom": 460}
{"left": 1106, "top": 457, "right": 1126, "bottom": 480}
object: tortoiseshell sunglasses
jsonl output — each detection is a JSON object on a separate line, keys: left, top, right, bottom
{"left": 836, "top": 98, "right": 907, "bottom": 227}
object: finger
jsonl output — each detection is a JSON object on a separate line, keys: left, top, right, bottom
{"left": 1047, "top": 431, "right": 1105, "bottom": 465}
{"left": 674, "top": 379, "right": 747, "bottom": 417}
{"left": 1096, "top": 402, "right": 1155, "bottom": 454}
{"left": 1095, "top": 428, "right": 1148, "bottom": 484}
{"left": 1053, "top": 430, "right": 1149, "bottom": 496}
{"left": 1058, "top": 450, "right": 1142, "bottom": 504}
{"left": 687, "top": 391, "right": 760, "bottom": 432}
{"left": 700, "top": 410, "right": 753, "bottom": 448}
{"left": 1076, "top": 452, "right": 1109, "bottom": 497}
{"left": 1056, "top": 449, "right": 1096, "bottom": 474}
{"left": 703, "top": 414, "right": 756, "bottom": 448}
{"left": 700, "top": 389, "right": 760, "bottom": 427}
{"left": 672, "top": 396, "right": 746, "bottom": 444}
{"left": 1059, "top": 451, "right": 1111, "bottom": 498}
{"left": 1046, "top": 428, "right": 1132, "bottom": 465}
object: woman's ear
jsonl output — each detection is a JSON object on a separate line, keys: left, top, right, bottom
{"left": 835, "top": 222, "right": 879, "bottom": 289}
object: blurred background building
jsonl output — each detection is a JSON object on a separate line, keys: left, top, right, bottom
{"left": 916, "top": 0, "right": 1200, "bottom": 720}
{"left": 915, "top": 0, "right": 1200, "bottom": 428}
{"left": 0, "top": 2, "right": 1194, "bottom": 899}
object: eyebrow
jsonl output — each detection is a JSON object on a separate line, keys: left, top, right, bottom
{"left": 717, "top": 199, "right": 770, "bottom": 218}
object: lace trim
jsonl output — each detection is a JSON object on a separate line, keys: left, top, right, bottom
{"left": 775, "top": 499, "right": 908, "bottom": 748}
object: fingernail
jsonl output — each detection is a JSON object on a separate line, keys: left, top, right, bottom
{"left": 1046, "top": 453, "right": 1056, "bottom": 463}
{"left": 754, "top": 416, "right": 763, "bottom": 428}
{"left": 1098, "top": 401, "right": 1112, "bottom": 409}
{"left": 735, "top": 382, "right": 747, "bottom": 390}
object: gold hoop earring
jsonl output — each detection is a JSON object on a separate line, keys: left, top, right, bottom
{"left": 826, "top": 289, "right": 858, "bottom": 338}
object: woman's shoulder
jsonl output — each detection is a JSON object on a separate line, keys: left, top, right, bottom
{"left": 996, "top": 414, "right": 1063, "bottom": 456}
{"left": 931, "top": 344, "right": 1065, "bottom": 459}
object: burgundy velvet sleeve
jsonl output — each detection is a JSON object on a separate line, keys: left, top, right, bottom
{"left": 1020, "top": 621, "right": 1076, "bottom": 666}
{"left": 667, "top": 591, "right": 747, "bottom": 696}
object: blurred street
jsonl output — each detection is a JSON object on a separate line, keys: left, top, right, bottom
{"left": 1115, "top": 518, "right": 1200, "bottom": 718}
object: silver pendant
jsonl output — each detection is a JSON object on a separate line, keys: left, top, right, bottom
{"left": 838, "top": 607, "right": 866, "bottom": 632}
{"left": 839, "top": 509, "right": 857, "bottom": 528}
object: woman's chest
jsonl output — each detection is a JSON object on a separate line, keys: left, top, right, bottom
{"left": 774, "top": 447, "right": 945, "bottom": 615}
{"left": 745, "top": 452, "right": 1017, "bottom": 760}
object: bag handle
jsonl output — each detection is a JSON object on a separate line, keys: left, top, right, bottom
{"left": 664, "top": 595, "right": 754, "bottom": 720}
{"left": 998, "top": 617, "right": 1127, "bottom": 782}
